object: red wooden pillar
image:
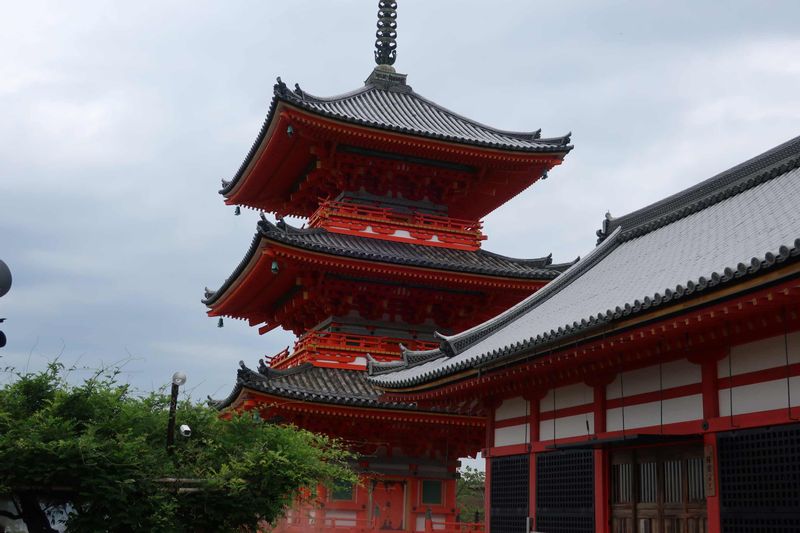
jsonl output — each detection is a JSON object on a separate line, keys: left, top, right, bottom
{"left": 686, "top": 346, "right": 725, "bottom": 423}
{"left": 484, "top": 398, "right": 499, "bottom": 533}
{"left": 408, "top": 471, "right": 418, "bottom": 532}
{"left": 524, "top": 392, "right": 541, "bottom": 531}
{"left": 593, "top": 383, "right": 610, "bottom": 533}
{"left": 687, "top": 347, "right": 725, "bottom": 533}
{"left": 424, "top": 507, "right": 434, "bottom": 533}
{"left": 704, "top": 432, "right": 721, "bottom": 533}
{"left": 697, "top": 348, "right": 724, "bottom": 533}
{"left": 701, "top": 357, "right": 720, "bottom": 420}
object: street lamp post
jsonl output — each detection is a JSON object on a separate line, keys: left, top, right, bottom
{"left": 166, "top": 371, "right": 187, "bottom": 454}
{"left": 0, "top": 259, "right": 11, "bottom": 348}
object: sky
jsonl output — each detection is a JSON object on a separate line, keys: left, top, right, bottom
{"left": 1, "top": 0, "right": 800, "bottom": 407}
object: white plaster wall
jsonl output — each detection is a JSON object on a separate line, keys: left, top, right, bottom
{"left": 416, "top": 514, "right": 446, "bottom": 531}
{"left": 494, "top": 423, "right": 529, "bottom": 447}
{"left": 662, "top": 394, "right": 703, "bottom": 424}
{"left": 494, "top": 396, "right": 528, "bottom": 421}
{"left": 717, "top": 332, "right": 800, "bottom": 378}
{"left": 607, "top": 359, "right": 700, "bottom": 400}
{"left": 325, "top": 510, "right": 357, "bottom": 527}
{"left": 541, "top": 382, "right": 593, "bottom": 412}
{"left": 718, "top": 376, "right": 800, "bottom": 416}
{"left": 539, "top": 413, "right": 595, "bottom": 441}
{"left": 606, "top": 394, "right": 702, "bottom": 431}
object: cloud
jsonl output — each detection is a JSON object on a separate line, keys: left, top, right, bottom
{"left": 1, "top": 1, "right": 799, "bottom": 404}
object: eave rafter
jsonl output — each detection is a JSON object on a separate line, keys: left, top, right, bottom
{"left": 231, "top": 390, "right": 485, "bottom": 428}
{"left": 224, "top": 105, "right": 566, "bottom": 219}
{"left": 221, "top": 389, "right": 484, "bottom": 459}
{"left": 207, "top": 237, "right": 547, "bottom": 334}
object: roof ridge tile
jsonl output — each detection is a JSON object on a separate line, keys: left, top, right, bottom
{"left": 597, "top": 135, "right": 800, "bottom": 244}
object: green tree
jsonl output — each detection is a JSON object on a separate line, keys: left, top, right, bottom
{"left": 456, "top": 466, "right": 485, "bottom": 524}
{"left": 0, "top": 363, "right": 356, "bottom": 532}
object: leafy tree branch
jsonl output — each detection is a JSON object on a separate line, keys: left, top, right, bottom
{"left": 0, "top": 362, "right": 356, "bottom": 532}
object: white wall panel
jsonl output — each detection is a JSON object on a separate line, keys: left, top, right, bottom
{"left": 541, "top": 382, "right": 592, "bottom": 412}
{"left": 494, "top": 396, "right": 528, "bottom": 421}
{"left": 416, "top": 514, "right": 446, "bottom": 531}
{"left": 607, "top": 359, "right": 700, "bottom": 400}
{"left": 538, "top": 413, "right": 594, "bottom": 441}
{"left": 326, "top": 510, "right": 357, "bottom": 527}
{"left": 718, "top": 376, "right": 800, "bottom": 416}
{"left": 662, "top": 394, "right": 703, "bottom": 424}
{"left": 494, "top": 423, "right": 529, "bottom": 447}
{"left": 607, "top": 402, "right": 658, "bottom": 432}
{"left": 718, "top": 332, "right": 800, "bottom": 378}
{"left": 606, "top": 394, "right": 701, "bottom": 432}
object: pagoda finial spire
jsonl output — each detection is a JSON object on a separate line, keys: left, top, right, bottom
{"left": 374, "top": 1, "right": 398, "bottom": 67}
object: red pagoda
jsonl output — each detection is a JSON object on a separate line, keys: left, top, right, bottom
{"left": 207, "top": 3, "right": 572, "bottom": 531}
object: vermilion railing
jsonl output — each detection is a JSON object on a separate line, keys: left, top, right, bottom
{"left": 267, "top": 515, "right": 484, "bottom": 533}
{"left": 267, "top": 331, "right": 439, "bottom": 370}
{"left": 308, "top": 199, "right": 486, "bottom": 250}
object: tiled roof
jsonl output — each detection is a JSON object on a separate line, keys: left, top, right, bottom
{"left": 370, "top": 135, "right": 800, "bottom": 389}
{"left": 203, "top": 219, "right": 572, "bottom": 305}
{"left": 282, "top": 71, "right": 572, "bottom": 152}
{"left": 220, "top": 70, "right": 571, "bottom": 195}
{"left": 211, "top": 361, "right": 419, "bottom": 410}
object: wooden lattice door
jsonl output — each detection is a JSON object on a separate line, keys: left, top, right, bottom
{"left": 611, "top": 445, "right": 707, "bottom": 533}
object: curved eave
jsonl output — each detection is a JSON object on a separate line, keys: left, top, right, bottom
{"left": 203, "top": 220, "right": 565, "bottom": 316}
{"left": 371, "top": 237, "right": 800, "bottom": 391}
{"left": 375, "top": 262, "right": 800, "bottom": 398}
{"left": 212, "top": 365, "right": 485, "bottom": 425}
{"left": 258, "top": 222, "right": 563, "bottom": 281}
{"left": 202, "top": 230, "right": 264, "bottom": 307}
{"left": 220, "top": 78, "right": 573, "bottom": 202}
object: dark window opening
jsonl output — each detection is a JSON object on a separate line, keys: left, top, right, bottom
{"left": 331, "top": 480, "right": 355, "bottom": 501}
{"left": 421, "top": 479, "right": 443, "bottom": 505}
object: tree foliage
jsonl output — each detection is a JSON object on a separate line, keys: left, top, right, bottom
{"left": 0, "top": 363, "right": 356, "bottom": 532}
{"left": 456, "top": 466, "right": 485, "bottom": 523}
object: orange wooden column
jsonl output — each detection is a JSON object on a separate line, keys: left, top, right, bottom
{"left": 704, "top": 432, "right": 721, "bottom": 533}
{"left": 484, "top": 398, "right": 499, "bottom": 533}
{"left": 694, "top": 347, "right": 725, "bottom": 533}
{"left": 523, "top": 391, "right": 542, "bottom": 531}
{"left": 591, "top": 378, "right": 612, "bottom": 533}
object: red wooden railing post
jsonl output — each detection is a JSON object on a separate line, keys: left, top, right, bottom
{"left": 425, "top": 508, "right": 434, "bottom": 533}
{"left": 308, "top": 199, "right": 486, "bottom": 249}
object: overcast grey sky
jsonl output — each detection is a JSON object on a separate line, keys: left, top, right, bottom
{"left": 1, "top": 1, "right": 799, "bottom": 402}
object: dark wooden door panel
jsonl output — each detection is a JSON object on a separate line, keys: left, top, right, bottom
{"left": 611, "top": 445, "right": 707, "bottom": 533}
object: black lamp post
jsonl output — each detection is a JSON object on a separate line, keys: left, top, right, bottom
{"left": 0, "top": 259, "right": 11, "bottom": 348}
{"left": 166, "top": 371, "right": 187, "bottom": 454}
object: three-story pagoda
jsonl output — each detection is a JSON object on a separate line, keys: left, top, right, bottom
{"left": 207, "top": 3, "right": 572, "bottom": 531}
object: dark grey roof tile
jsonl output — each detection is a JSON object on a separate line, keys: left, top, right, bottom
{"left": 212, "top": 362, "right": 460, "bottom": 413}
{"left": 203, "top": 220, "right": 564, "bottom": 305}
{"left": 370, "top": 135, "right": 800, "bottom": 388}
{"left": 221, "top": 74, "right": 571, "bottom": 196}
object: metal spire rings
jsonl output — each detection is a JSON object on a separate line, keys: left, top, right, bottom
{"left": 374, "top": 1, "right": 398, "bottom": 66}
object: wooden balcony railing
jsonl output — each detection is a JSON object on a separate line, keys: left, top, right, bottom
{"left": 266, "top": 331, "right": 439, "bottom": 370}
{"left": 266, "top": 515, "right": 484, "bottom": 533}
{"left": 308, "top": 200, "right": 486, "bottom": 251}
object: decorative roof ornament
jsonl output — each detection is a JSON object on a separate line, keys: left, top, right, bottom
{"left": 374, "top": 1, "right": 398, "bottom": 67}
